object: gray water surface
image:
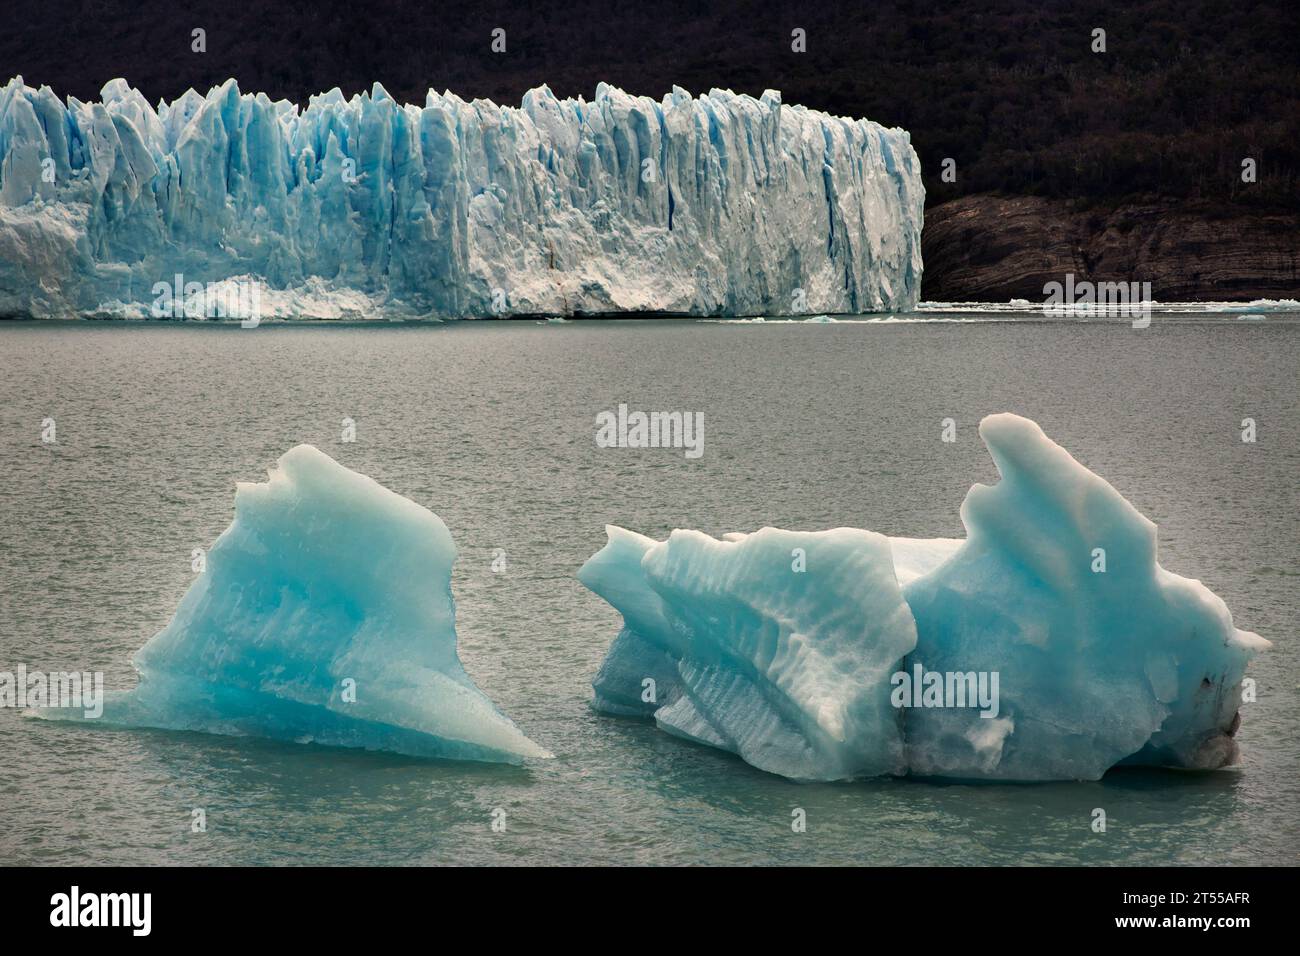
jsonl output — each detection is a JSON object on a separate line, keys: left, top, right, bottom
{"left": 1, "top": 317, "right": 1296, "bottom": 865}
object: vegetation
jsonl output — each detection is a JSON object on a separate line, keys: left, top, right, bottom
{"left": 6, "top": 0, "right": 1297, "bottom": 210}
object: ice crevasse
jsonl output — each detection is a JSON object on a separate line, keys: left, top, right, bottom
{"left": 579, "top": 414, "right": 1269, "bottom": 782}
{"left": 0, "top": 76, "right": 924, "bottom": 318}
{"left": 37, "top": 445, "right": 551, "bottom": 765}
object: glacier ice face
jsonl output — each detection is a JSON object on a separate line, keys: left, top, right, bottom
{"left": 37, "top": 445, "right": 551, "bottom": 764}
{"left": 0, "top": 76, "right": 924, "bottom": 319}
{"left": 580, "top": 414, "right": 1268, "bottom": 782}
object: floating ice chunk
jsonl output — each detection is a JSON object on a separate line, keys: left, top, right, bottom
{"left": 581, "top": 414, "right": 1267, "bottom": 782}
{"left": 38, "top": 446, "right": 551, "bottom": 764}
{"left": 580, "top": 527, "right": 680, "bottom": 718}
{"left": 581, "top": 526, "right": 917, "bottom": 780}
{"left": 904, "top": 414, "right": 1268, "bottom": 780}
{"left": 887, "top": 537, "right": 961, "bottom": 586}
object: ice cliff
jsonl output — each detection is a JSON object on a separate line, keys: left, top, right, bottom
{"left": 0, "top": 76, "right": 924, "bottom": 319}
{"left": 579, "top": 414, "right": 1268, "bottom": 782}
{"left": 38, "top": 445, "right": 551, "bottom": 764}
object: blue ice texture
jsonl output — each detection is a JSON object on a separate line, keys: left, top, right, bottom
{"left": 579, "top": 414, "right": 1269, "bottom": 782}
{"left": 37, "top": 445, "right": 552, "bottom": 765}
{"left": 0, "top": 76, "right": 924, "bottom": 319}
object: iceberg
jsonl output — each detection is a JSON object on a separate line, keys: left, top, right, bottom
{"left": 0, "top": 76, "right": 924, "bottom": 319}
{"left": 37, "top": 445, "right": 551, "bottom": 765}
{"left": 582, "top": 526, "right": 917, "bottom": 780}
{"left": 580, "top": 414, "right": 1268, "bottom": 782}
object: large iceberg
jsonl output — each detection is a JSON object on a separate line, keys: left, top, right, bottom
{"left": 0, "top": 76, "right": 923, "bottom": 319}
{"left": 584, "top": 526, "right": 917, "bottom": 780}
{"left": 580, "top": 414, "right": 1268, "bottom": 782}
{"left": 37, "top": 445, "right": 551, "bottom": 765}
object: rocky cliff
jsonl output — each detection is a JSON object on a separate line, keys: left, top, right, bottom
{"left": 922, "top": 195, "right": 1300, "bottom": 302}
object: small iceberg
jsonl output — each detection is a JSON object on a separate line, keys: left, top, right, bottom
{"left": 580, "top": 414, "right": 1267, "bottom": 782}
{"left": 37, "top": 446, "right": 551, "bottom": 765}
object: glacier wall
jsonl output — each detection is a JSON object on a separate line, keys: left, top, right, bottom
{"left": 0, "top": 76, "right": 924, "bottom": 319}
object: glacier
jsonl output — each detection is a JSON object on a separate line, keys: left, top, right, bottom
{"left": 0, "top": 76, "right": 924, "bottom": 319}
{"left": 579, "top": 414, "right": 1269, "bottom": 782}
{"left": 36, "top": 445, "right": 551, "bottom": 765}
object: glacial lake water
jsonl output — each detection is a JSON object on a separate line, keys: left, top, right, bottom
{"left": 1, "top": 313, "right": 1297, "bottom": 866}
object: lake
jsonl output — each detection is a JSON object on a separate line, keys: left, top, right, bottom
{"left": 1, "top": 313, "right": 1296, "bottom": 865}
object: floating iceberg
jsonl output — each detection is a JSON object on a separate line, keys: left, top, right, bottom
{"left": 0, "top": 76, "right": 924, "bottom": 319}
{"left": 37, "top": 445, "right": 551, "bottom": 764}
{"left": 580, "top": 414, "right": 1267, "bottom": 782}
{"left": 583, "top": 526, "right": 917, "bottom": 780}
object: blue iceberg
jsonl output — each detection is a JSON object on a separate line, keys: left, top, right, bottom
{"left": 0, "top": 76, "right": 923, "bottom": 319}
{"left": 38, "top": 445, "right": 551, "bottom": 764}
{"left": 580, "top": 414, "right": 1268, "bottom": 782}
{"left": 582, "top": 527, "right": 917, "bottom": 780}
